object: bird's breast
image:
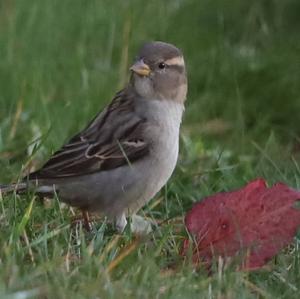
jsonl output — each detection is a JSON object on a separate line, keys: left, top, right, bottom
{"left": 141, "top": 99, "right": 183, "bottom": 196}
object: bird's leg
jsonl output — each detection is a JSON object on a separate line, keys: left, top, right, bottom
{"left": 115, "top": 213, "right": 127, "bottom": 233}
{"left": 82, "top": 210, "right": 92, "bottom": 232}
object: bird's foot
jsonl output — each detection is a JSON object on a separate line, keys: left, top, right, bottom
{"left": 130, "top": 214, "right": 153, "bottom": 235}
{"left": 115, "top": 214, "right": 127, "bottom": 234}
{"left": 115, "top": 214, "right": 153, "bottom": 235}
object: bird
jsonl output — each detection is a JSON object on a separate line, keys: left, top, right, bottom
{"left": 0, "top": 41, "right": 188, "bottom": 233}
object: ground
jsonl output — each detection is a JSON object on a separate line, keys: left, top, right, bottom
{"left": 0, "top": 1, "right": 300, "bottom": 298}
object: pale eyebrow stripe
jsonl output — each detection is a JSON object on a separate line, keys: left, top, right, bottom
{"left": 165, "top": 56, "right": 185, "bottom": 66}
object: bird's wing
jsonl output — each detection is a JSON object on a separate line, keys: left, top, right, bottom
{"left": 28, "top": 89, "right": 150, "bottom": 179}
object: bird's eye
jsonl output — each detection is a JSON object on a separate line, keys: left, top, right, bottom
{"left": 158, "top": 62, "right": 166, "bottom": 69}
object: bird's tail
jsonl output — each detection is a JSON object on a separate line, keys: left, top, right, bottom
{"left": 1, "top": 182, "right": 56, "bottom": 198}
{"left": 0, "top": 182, "right": 28, "bottom": 195}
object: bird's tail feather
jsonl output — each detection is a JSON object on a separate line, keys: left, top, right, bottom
{"left": 0, "top": 182, "right": 28, "bottom": 195}
{"left": 0, "top": 182, "right": 56, "bottom": 198}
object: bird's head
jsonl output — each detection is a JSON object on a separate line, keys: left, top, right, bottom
{"left": 130, "top": 41, "right": 187, "bottom": 104}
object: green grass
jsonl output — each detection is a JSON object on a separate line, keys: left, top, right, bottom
{"left": 1, "top": 0, "right": 300, "bottom": 298}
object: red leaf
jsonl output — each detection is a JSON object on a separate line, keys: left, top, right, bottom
{"left": 183, "top": 179, "right": 300, "bottom": 270}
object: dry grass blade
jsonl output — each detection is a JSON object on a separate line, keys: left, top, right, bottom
{"left": 99, "top": 234, "right": 122, "bottom": 263}
{"left": 22, "top": 230, "right": 35, "bottom": 265}
{"left": 242, "top": 278, "right": 271, "bottom": 298}
{"left": 107, "top": 237, "right": 140, "bottom": 273}
{"left": 9, "top": 97, "right": 23, "bottom": 140}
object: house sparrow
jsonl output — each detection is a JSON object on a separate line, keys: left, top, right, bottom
{"left": 0, "top": 41, "right": 188, "bottom": 233}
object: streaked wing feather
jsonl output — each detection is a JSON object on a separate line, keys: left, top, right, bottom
{"left": 29, "top": 89, "right": 150, "bottom": 179}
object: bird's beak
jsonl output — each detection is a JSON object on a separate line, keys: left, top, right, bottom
{"left": 130, "top": 60, "right": 151, "bottom": 77}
